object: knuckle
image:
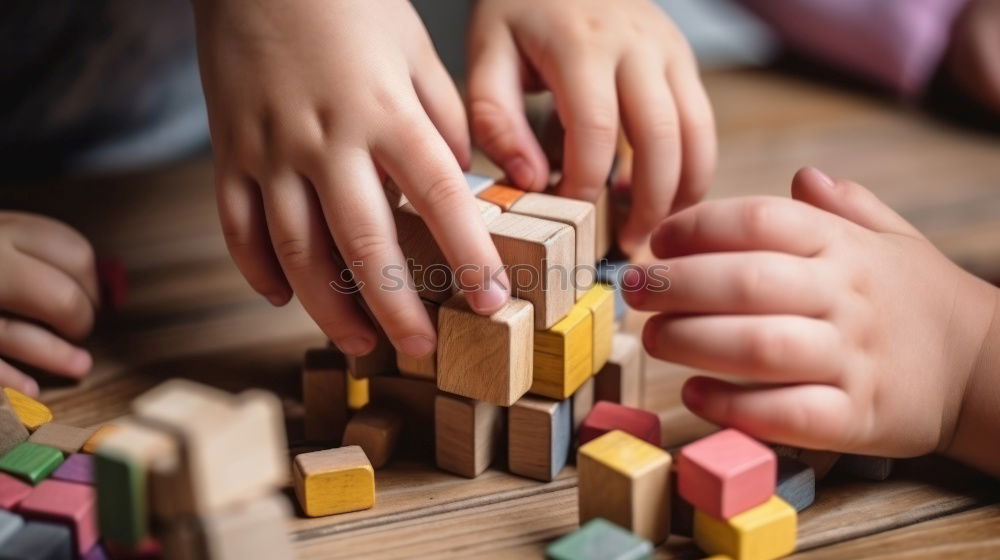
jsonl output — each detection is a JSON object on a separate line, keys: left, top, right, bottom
{"left": 275, "top": 237, "right": 312, "bottom": 272}
{"left": 341, "top": 226, "right": 392, "bottom": 264}
{"left": 733, "top": 265, "right": 763, "bottom": 305}
{"left": 742, "top": 199, "right": 776, "bottom": 241}
{"left": 745, "top": 326, "right": 789, "bottom": 369}
{"left": 571, "top": 114, "right": 618, "bottom": 146}
{"left": 419, "top": 176, "right": 469, "bottom": 212}
{"left": 636, "top": 115, "right": 679, "bottom": 147}
{"left": 469, "top": 98, "right": 514, "bottom": 152}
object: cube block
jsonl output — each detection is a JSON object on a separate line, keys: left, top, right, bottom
{"left": 776, "top": 457, "right": 815, "bottom": 512}
{"left": 0, "top": 520, "right": 73, "bottom": 560}
{"left": 2, "top": 388, "right": 52, "bottom": 432}
{"left": 531, "top": 304, "right": 592, "bottom": 399}
{"left": 50, "top": 454, "right": 94, "bottom": 486}
{"left": 80, "top": 425, "right": 119, "bottom": 455}
{"left": 293, "top": 446, "right": 374, "bottom": 517}
{"left": 0, "top": 474, "right": 32, "bottom": 510}
{"left": 678, "top": 429, "right": 776, "bottom": 520}
{"left": 18, "top": 479, "right": 98, "bottom": 554}
{"left": 594, "top": 333, "right": 644, "bottom": 408}
{"left": 546, "top": 518, "right": 653, "bottom": 560}
{"left": 434, "top": 394, "right": 502, "bottom": 478}
{"left": 578, "top": 401, "right": 660, "bottom": 447}
{"left": 0, "top": 442, "right": 63, "bottom": 485}
{"left": 577, "top": 284, "right": 615, "bottom": 374}
{"left": 478, "top": 184, "right": 525, "bottom": 211}
{"left": 694, "top": 496, "right": 797, "bottom": 560}
{"left": 28, "top": 424, "right": 96, "bottom": 456}
{"left": 0, "top": 510, "right": 23, "bottom": 546}
{"left": 341, "top": 405, "right": 403, "bottom": 469}
{"left": 508, "top": 396, "right": 571, "bottom": 481}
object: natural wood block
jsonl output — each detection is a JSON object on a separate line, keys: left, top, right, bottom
{"left": 678, "top": 429, "right": 777, "bottom": 520}
{"left": 546, "top": 518, "right": 654, "bottom": 560}
{"left": 0, "top": 520, "right": 73, "bottom": 560}
{"left": 396, "top": 300, "right": 439, "bottom": 380}
{"left": 0, "top": 442, "right": 63, "bottom": 485}
{"left": 578, "top": 401, "right": 660, "bottom": 447}
{"left": 776, "top": 457, "right": 815, "bottom": 512}
{"left": 772, "top": 446, "right": 841, "bottom": 481}
{"left": 578, "top": 430, "right": 672, "bottom": 544}
{"left": 531, "top": 304, "right": 592, "bottom": 399}
{"left": 508, "top": 395, "right": 571, "bottom": 481}
{"left": 578, "top": 284, "right": 615, "bottom": 374}
{"left": 19, "top": 479, "right": 98, "bottom": 554}
{"left": 693, "top": 496, "right": 797, "bottom": 560}
{"left": 437, "top": 295, "right": 534, "bottom": 406}
{"left": 3, "top": 388, "right": 52, "bottom": 432}
{"left": 302, "top": 348, "right": 348, "bottom": 443}
{"left": 292, "top": 446, "right": 374, "bottom": 517}
{"left": 0, "top": 392, "right": 28, "bottom": 457}
{"left": 346, "top": 374, "right": 369, "bottom": 411}
{"left": 81, "top": 424, "right": 119, "bottom": 455}
{"left": 0, "top": 510, "right": 23, "bottom": 548}
{"left": 478, "top": 184, "right": 525, "bottom": 211}
{"left": 836, "top": 454, "right": 894, "bottom": 481}
{"left": 434, "top": 394, "right": 502, "bottom": 478}
{"left": 370, "top": 374, "right": 438, "bottom": 429}
{"left": 163, "top": 493, "right": 294, "bottom": 560}
{"left": 28, "top": 424, "right": 96, "bottom": 456}
{"left": 594, "top": 333, "right": 644, "bottom": 408}
{"left": 594, "top": 186, "right": 613, "bottom": 259}
{"left": 50, "top": 454, "right": 94, "bottom": 486}
{"left": 509, "top": 192, "right": 596, "bottom": 299}
{"left": 347, "top": 328, "right": 395, "bottom": 378}
{"left": 571, "top": 377, "right": 595, "bottom": 431}
{"left": 0, "top": 473, "right": 32, "bottom": 509}
{"left": 342, "top": 405, "right": 403, "bottom": 469}
{"left": 488, "top": 212, "right": 574, "bottom": 329}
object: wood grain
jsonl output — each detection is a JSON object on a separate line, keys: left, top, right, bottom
{"left": 27, "top": 423, "right": 96, "bottom": 455}
{"left": 508, "top": 396, "right": 571, "bottom": 482}
{"left": 302, "top": 349, "right": 348, "bottom": 444}
{"left": 531, "top": 304, "right": 592, "bottom": 399}
{"left": 594, "top": 332, "right": 644, "bottom": 409}
{"left": 434, "top": 394, "right": 503, "bottom": 478}
{"left": 342, "top": 405, "right": 403, "bottom": 470}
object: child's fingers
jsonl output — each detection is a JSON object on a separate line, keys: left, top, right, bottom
{"left": 0, "top": 318, "right": 91, "bottom": 379}
{"left": 412, "top": 53, "right": 472, "bottom": 170}
{"left": 259, "top": 172, "right": 377, "bottom": 356}
{"left": 374, "top": 116, "right": 511, "bottom": 316}
{"left": 216, "top": 175, "right": 292, "bottom": 306}
{"left": 0, "top": 359, "right": 38, "bottom": 398}
{"left": 791, "top": 167, "right": 922, "bottom": 237}
{"left": 0, "top": 254, "right": 95, "bottom": 341}
{"left": 666, "top": 44, "right": 717, "bottom": 211}
{"left": 623, "top": 252, "right": 832, "bottom": 317}
{"left": 643, "top": 314, "right": 844, "bottom": 384}
{"left": 467, "top": 27, "right": 548, "bottom": 191}
{"left": 7, "top": 215, "right": 100, "bottom": 307}
{"left": 616, "top": 54, "right": 681, "bottom": 255}
{"left": 682, "top": 376, "right": 854, "bottom": 450}
{"left": 650, "top": 196, "right": 837, "bottom": 259}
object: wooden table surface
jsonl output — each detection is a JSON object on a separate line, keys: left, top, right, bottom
{"left": 3, "top": 69, "right": 1000, "bottom": 558}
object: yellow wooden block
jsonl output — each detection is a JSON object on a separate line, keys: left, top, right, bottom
{"left": 3, "top": 388, "right": 52, "bottom": 432}
{"left": 82, "top": 424, "right": 122, "bottom": 454}
{"left": 577, "top": 284, "right": 614, "bottom": 374}
{"left": 531, "top": 304, "right": 592, "bottom": 399}
{"left": 694, "top": 496, "right": 797, "bottom": 560}
{"left": 293, "top": 446, "right": 375, "bottom": 517}
{"left": 346, "top": 374, "right": 370, "bottom": 411}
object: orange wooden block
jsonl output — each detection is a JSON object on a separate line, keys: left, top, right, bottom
{"left": 478, "top": 185, "right": 526, "bottom": 211}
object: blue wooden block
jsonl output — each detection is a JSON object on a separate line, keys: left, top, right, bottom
{"left": 547, "top": 518, "right": 653, "bottom": 560}
{"left": 776, "top": 456, "right": 815, "bottom": 512}
{"left": 509, "top": 396, "right": 572, "bottom": 481}
{"left": 0, "top": 521, "right": 73, "bottom": 560}
{"left": 0, "top": 511, "right": 23, "bottom": 547}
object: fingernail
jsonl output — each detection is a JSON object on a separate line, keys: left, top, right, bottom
{"left": 398, "top": 335, "right": 435, "bottom": 358}
{"left": 21, "top": 378, "right": 39, "bottom": 398}
{"left": 507, "top": 156, "right": 535, "bottom": 189}
{"left": 334, "top": 336, "right": 373, "bottom": 356}
{"left": 809, "top": 166, "right": 835, "bottom": 188}
{"left": 468, "top": 282, "right": 509, "bottom": 315}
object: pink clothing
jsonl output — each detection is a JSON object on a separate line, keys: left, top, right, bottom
{"left": 740, "top": 0, "right": 971, "bottom": 95}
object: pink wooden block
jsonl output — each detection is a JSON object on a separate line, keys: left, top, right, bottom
{"left": 577, "top": 401, "right": 660, "bottom": 446}
{"left": 677, "top": 429, "right": 776, "bottom": 520}
{"left": 17, "top": 479, "right": 98, "bottom": 554}
{"left": 0, "top": 472, "right": 32, "bottom": 509}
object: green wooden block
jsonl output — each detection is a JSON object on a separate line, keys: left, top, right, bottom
{"left": 95, "top": 450, "right": 148, "bottom": 547}
{"left": 0, "top": 443, "right": 63, "bottom": 485}
{"left": 547, "top": 518, "right": 654, "bottom": 560}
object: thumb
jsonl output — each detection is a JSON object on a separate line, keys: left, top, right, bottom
{"left": 791, "top": 167, "right": 921, "bottom": 237}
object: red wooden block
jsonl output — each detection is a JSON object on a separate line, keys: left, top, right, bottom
{"left": 0, "top": 472, "right": 32, "bottom": 509}
{"left": 17, "top": 479, "right": 98, "bottom": 554}
{"left": 577, "top": 401, "right": 660, "bottom": 447}
{"left": 677, "top": 429, "right": 776, "bottom": 520}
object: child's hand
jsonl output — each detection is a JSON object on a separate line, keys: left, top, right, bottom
{"left": 192, "top": 0, "right": 509, "bottom": 358}
{"left": 467, "top": 0, "right": 716, "bottom": 254}
{"left": 624, "top": 168, "right": 998, "bottom": 460}
{"left": 0, "top": 212, "right": 97, "bottom": 396}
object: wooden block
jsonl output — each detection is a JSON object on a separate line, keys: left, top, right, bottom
{"left": 346, "top": 328, "right": 395, "bottom": 378}
{"left": 346, "top": 374, "right": 369, "bottom": 411}
{"left": 3, "top": 388, "right": 52, "bottom": 432}
{"left": 772, "top": 446, "right": 841, "bottom": 481}
{"left": 488, "top": 212, "right": 574, "bottom": 329}
{"left": 28, "top": 424, "right": 95, "bottom": 456}
{"left": 0, "top": 392, "right": 29, "bottom": 457}
{"left": 342, "top": 405, "right": 403, "bottom": 469}
{"left": 0, "top": 520, "right": 73, "bottom": 560}
{"left": 594, "top": 332, "right": 644, "bottom": 408}
{"left": 508, "top": 395, "right": 571, "bottom": 481}
{"left": 694, "top": 496, "right": 797, "bottom": 560}
{"left": 509, "top": 192, "right": 596, "bottom": 299}
{"left": 678, "top": 429, "right": 776, "bottom": 520}
{"left": 578, "top": 401, "right": 660, "bottom": 447}
{"left": 776, "top": 457, "right": 815, "bottom": 512}
{"left": 19, "top": 479, "right": 98, "bottom": 554}
{"left": 594, "top": 187, "right": 613, "bottom": 259}
{"left": 437, "top": 295, "right": 534, "bottom": 406}
{"left": 292, "top": 446, "right": 374, "bottom": 517}
{"left": 836, "top": 454, "right": 894, "bottom": 481}
{"left": 0, "top": 474, "right": 31, "bottom": 509}
{"left": 396, "top": 300, "right": 439, "bottom": 380}
{"left": 302, "top": 348, "right": 348, "bottom": 443}
{"left": 434, "top": 394, "right": 502, "bottom": 478}
{"left": 578, "top": 284, "right": 614, "bottom": 374}
{"left": 478, "top": 184, "right": 525, "bottom": 211}
{"left": 531, "top": 304, "right": 592, "bottom": 399}
{"left": 0, "top": 442, "right": 63, "bottom": 485}
{"left": 464, "top": 172, "right": 496, "bottom": 195}
{"left": 50, "top": 454, "right": 94, "bottom": 486}
{"left": 95, "top": 421, "right": 178, "bottom": 547}
{"left": 546, "top": 518, "right": 653, "bottom": 560}
{"left": 81, "top": 425, "right": 119, "bottom": 455}
{"left": 578, "top": 430, "right": 672, "bottom": 544}
{"left": 0, "top": 510, "right": 23, "bottom": 547}
{"left": 163, "top": 493, "right": 294, "bottom": 560}
{"left": 571, "top": 377, "right": 595, "bottom": 431}
{"left": 369, "top": 374, "right": 438, "bottom": 428}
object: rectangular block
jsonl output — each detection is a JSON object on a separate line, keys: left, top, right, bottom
{"left": 28, "top": 424, "right": 96, "bottom": 456}
{"left": 0, "top": 510, "right": 23, "bottom": 546}
{"left": 678, "top": 429, "right": 776, "bottom": 520}
{"left": 578, "top": 430, "right": 672, "bottom": 544}
{"left": 693, "top": 496, "right": 797, "bottom": 560}
{"left": 571, "top": 377, "right": 595, "bottom": 431}
{"left": 50, "top": 454, "right": 94, "bottom": 486}
{"left": 772, "top": 446, "right": 841, "bottom": 481}
{"left": 346, "top": 374, "right": 369, "bottom": 411}
{"left": 509, "top": 192, "right": 596, "bottom": 299}
{"left": 478, "top": 184, "right": 525, "bottom": 211}
{"left": 3, "top": 388, "right": 52, "bottom": 432}
{"left": 577, "top": 284, "right": 614, "bottom": 374}
{"left": 0, "top": 392, "right": 29, "bottom": 456}
{"left": 594, "top": 333, "right": 644, "bottom": 408}
{"left": 0, "top": 521, "right": 73, "bottom": 560}
{"left": 531, "top": 304, "right": 592, "bottom": 399}
{"left": 0, "top": 474, "right": 31, "bottom": 509}
{"left": 0, "top": 442, "right": 63, "bottom": 485}
{"left": 293, "top": 446, "right": 374, "bottom": 517}
{"left": 163, "top": 494, "right": 294, "bottom": 560}
{"left": 81, "top": 425, "right": 119, "bottom": 455}
{"left": 434, "top": 394, "right": 502, "bottom": 478}
{"left": 342, "top": 405, "right": 403, "bottom": 469}
{"left": 836, "top": 454, "right": 893, "bottom": 481}
{"left": 396, "top": 300, "right": 439, "bottom": 380}
{"left": 508, "top": 396, "right": 571, "bottom": 481}
{"left": 579, "top": 401, "right": 660, "bottom": 447}
{"left": 776, "top": 457, "right": 815, "bottom": 512}
{"left": 19, "top": 479, "right": 98, "bottom": 554}
{"left": 594, "top": 186, "right": 613, "bottom": 259}
{"left": 546, "top": 518, "right": 653, "bottom": 560}
{"left": 488, "top": 212, "right": 574, "bottom": 329}
{"left": 302, "top": 348, "right": 348, "bottom": 444}
{"left": 437, "top": 295, "right": 534, "bottom": 406}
